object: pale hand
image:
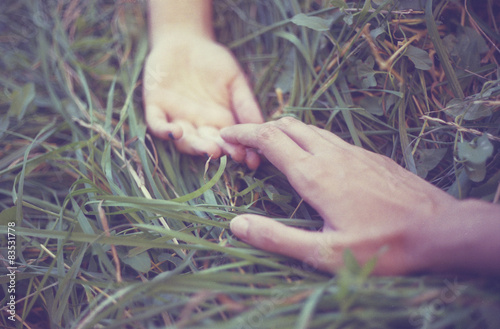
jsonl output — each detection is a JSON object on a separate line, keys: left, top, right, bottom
{"left": 143, "top": 34, "right": 264, "bottom": 169}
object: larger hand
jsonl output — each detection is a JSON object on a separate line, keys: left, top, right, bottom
{"left": 221, "top": 118, "right": 469, "bottom": 275}
{"left": 143, "top": 34, "right": 264, "bottom": 169}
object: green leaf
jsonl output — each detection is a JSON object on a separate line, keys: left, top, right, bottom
{"left": 0, "top": 115, "right": 10, "bottom": 140}
{"left": 8, "top": 82, "right": 35, "bottom": 119}
{"left": 415, "top": 148, "right": 448, "bottom": 178}
{"left": 120, "top": 250, "right": 152, "bottom": 273}
{"left": 274, "top": 51, "right": 295, "bottom": 93}
{"left": 370, "top": 26, "right": 386, "bottom": 40}
{"left": 445, "top": 27, "right": 488, "bottom": 84}
{"left": 0, "top": 207, "right": 16, "bottom": 225}
{"left": 348, "top": 57, "right": 377, "bottom": 89}
{"left": 464, "top": 161, "right": 488, "bottom": 183}
{"left": 343, "top": 12, "right": 354, "bottom": 25}
{"left": 342, "top": 249, "right": 361, "bottom": 275}
{"left": 291, "top": 13, "right": 332, "bottom": 31}
{"left": 405, "top": 45, "right": 432, "bottom": 70}
{"left": 445, "top": 98, "right": 493, "bottom": 121}
{"left": 457, "top": 135, "right": 494, "bottom": 165}
{"left": 360, "top": 96, "right": 384, "bottom": 116}
{"left": 330, "top": 0, "right": 347, "bottom": 9}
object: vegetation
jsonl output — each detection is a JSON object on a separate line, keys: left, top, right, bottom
{"left": 1, "top": 0, "right": 499, "bottom": 328}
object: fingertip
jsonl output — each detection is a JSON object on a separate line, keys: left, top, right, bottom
{"left": 168, "top": 126, "right": 183, "bottom": 140}
{"left": 230, "top": 216, "right": 249, "bottom": 239}
{"left": 219, "top": 124, "right": 253, "bottom": 145}
{"left": 198, "top": 126, "right": 247, "bottom": 162}
{"left": 219, "top": 126, "right": 232, "bottom": 140}
{"left": 194, "top": 142, "right": 222, "bottom": 159}
{"left": 230, "top": 215, "right": 290, "bottom": 251}
{"left": 175, "top": 136, "right": 222, "bottom": 158}
{"left": 230, "top": 215, "right": 337, "bottom": 272}
{"left": 145, "top": 105, "right": 183, "bottom": 140}
{"left": 245, "top": 148, "right": 261, "bottom": 170}
{"left": 150, "top": 123, "right": 183, "bottom": 141}
{"left": 225, "top": 144, "right": 247, "bottom": 163}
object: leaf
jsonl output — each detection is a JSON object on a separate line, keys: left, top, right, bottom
{"left": 457, "top": 135, "right": 494, "bottom": 165}
{"left": 450, "top": 27, "right": 489, "bottom": 68}
{"left": 0, "top": 207, "right": 16, "bottom": 225}
{"left": 360, "top": 96, "right": 384, "bottom": 116}
{"left": 404, "top": 45, "right": 432, "bottom": 70}
{"left": 0, "top": 115, "right": 9, "bottom": 139}
{"left": 330, "top": 0, "right": 347, "bottom": 9}
{"left": 357, "top": 57, "right": 377, "bottom": 88}
{"left": 157, "top": 253, "right": 184, "bottom": 267}
{"left": 445, "top": 98, "right": 493, "bottom": 121}
{"left": 343, "top": 12, "right": 354, "bottom": 25}
{"left": 291, "top": 13, "right": 331, "bottom": 31}
{"left": 464, "top": 161, "right": 487, "bottom": 183}
{"left": 370, "top": 26, "right": 386, "bottom": 40}
{"left": 444, "top": 26, "right": 488, "bottom": 89}
{"left": 415, "top": 148, "right": 448, "bottom": 178}
{"left": 119, "top": 250, "right": 152, "bottom": 273}
{"left": 274, "top": 51, "right": 295, "bottom": 93}
{"left": 8, "top": 82, "right": 35, "bottom": 119}
{"left": 342, "top": 249, "right": 361, "bottom": 275}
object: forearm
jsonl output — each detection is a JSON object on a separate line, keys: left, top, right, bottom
{"left": 148, "top": 0, "right": 214, "bottom": 46}
{"left": 418, "top": 199, "right": 500, "bottom": 275}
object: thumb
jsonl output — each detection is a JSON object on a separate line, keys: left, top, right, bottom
{"left": 230, "top": 215, "right": 339, "bottom": 273}
{"left": 230, "top": 74, "right": 264, "bottom": 124}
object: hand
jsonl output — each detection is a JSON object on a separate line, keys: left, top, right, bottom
{"left": 221, "top": 117, "right": 462, "bottom": 275}
{"left": 143, "top": 33, "right": 264, "bottom": 169}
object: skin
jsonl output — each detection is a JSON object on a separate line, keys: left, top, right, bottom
{"left": 143, "top": 0, "right": 264, "bottom": 169}
{"left": 221, "top": 118, "right": 500, "bottom": 276}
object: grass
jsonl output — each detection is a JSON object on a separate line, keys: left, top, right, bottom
{"left": 1, "top": 0, "right": 499, "bottom": 328}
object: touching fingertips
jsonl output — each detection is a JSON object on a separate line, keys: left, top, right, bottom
{"left": 245, "top": 149, "right": 260, "bottom": 170}
{"left": 200, "top": 144, "right": 222, "bottom": 159}
{"left": 227, "top": 146, "right": 246, "bottom": 163}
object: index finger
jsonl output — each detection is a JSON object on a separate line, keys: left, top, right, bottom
{"left": 220, "top": 121, "right": 311, "bottom": 173}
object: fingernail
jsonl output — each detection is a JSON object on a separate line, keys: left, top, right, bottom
{"left": 230, "top": 217, "right": 249, "bottom": 238}
{"left": 168, "top": 132, "right": 175, "bottom": 140}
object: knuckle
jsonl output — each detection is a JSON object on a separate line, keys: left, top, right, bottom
{"left": 255, "top": 123, "right": 282, "bottom": 142}
{"left": 254, "top": 117, "right": 299, "bottom": 142}
{"left": 275, "top": 116, "right": 298, "bottom": 128}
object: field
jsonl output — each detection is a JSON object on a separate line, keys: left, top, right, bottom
{"left": 1, "top": 0, "right": 499, "bottom": 328}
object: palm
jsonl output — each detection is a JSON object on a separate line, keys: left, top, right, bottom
{"left": 143, "top": 36, "right": 263, "bottom": 168}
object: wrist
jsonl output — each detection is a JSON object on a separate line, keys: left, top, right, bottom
{"left": 148, "top": 0, "right": 214, "bottom": 47}
{"left": 414, "top": 198, "right": 500, "bottom": 275}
